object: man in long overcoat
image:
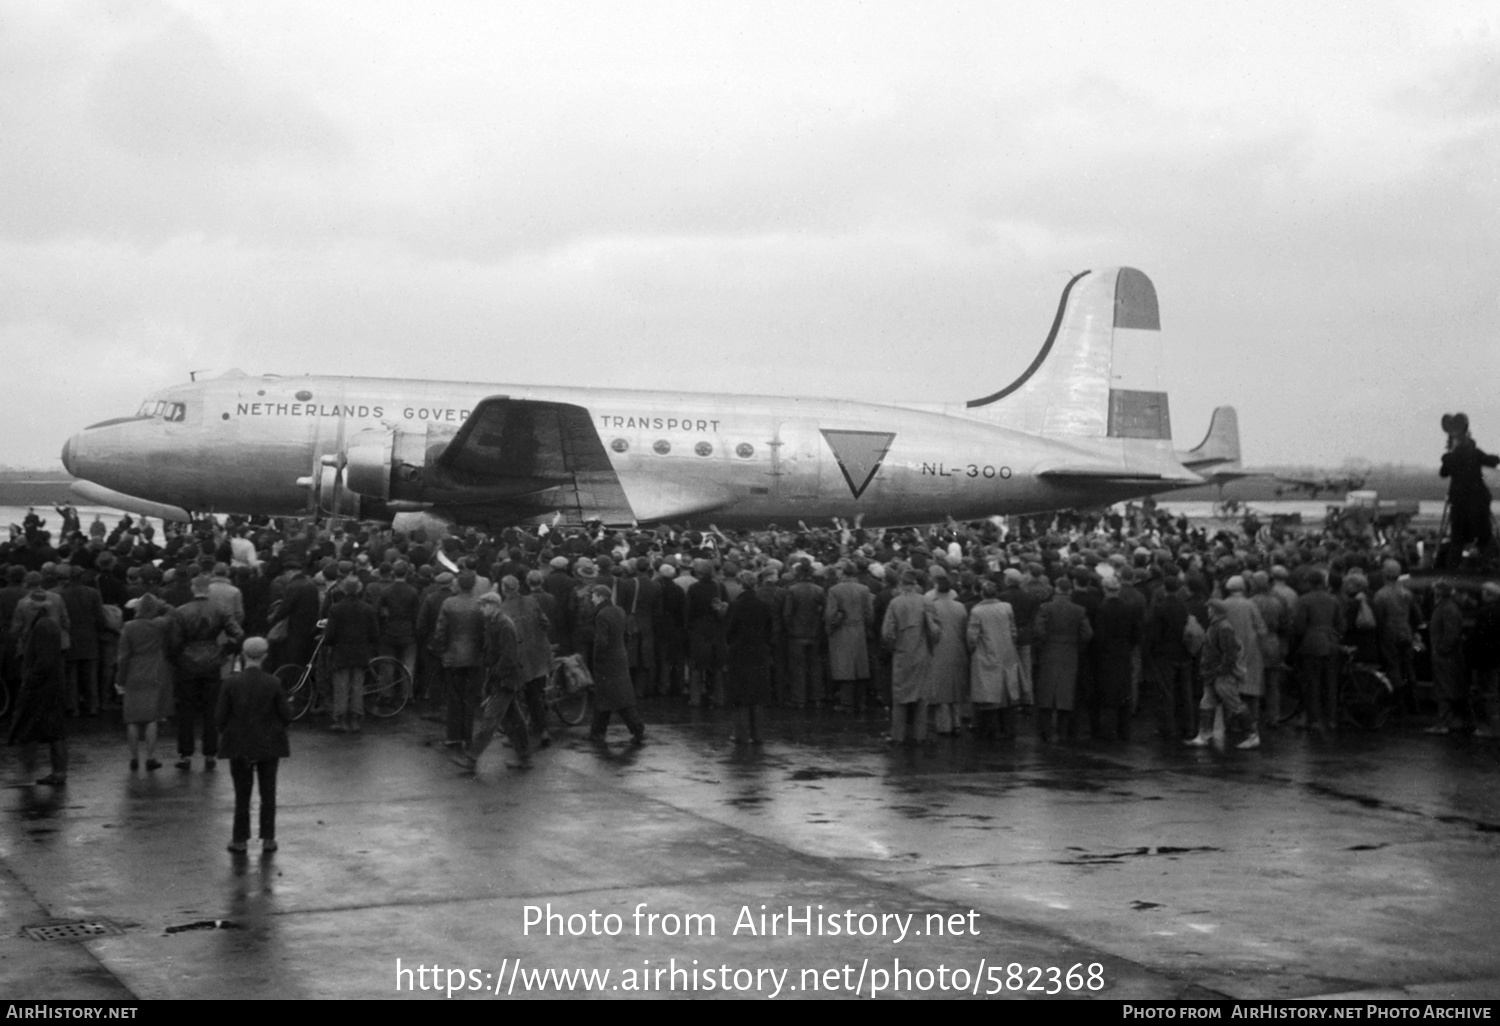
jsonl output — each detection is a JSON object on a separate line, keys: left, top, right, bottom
{"left": 825, "top": 562, "right": 874, "bottom": 713}
{"left": 588, "top": 585, "right": 646, "bottom": 745}
{"left": 925, "top": 578, "right": 970, "bottom": 735}
{"left": 882, "top": 573, "right": 936, "bottom": 745}
{"left": 1033, "top": 577, "right": 1092, "bottom": 742}
{"left": 967, "top": 580, "right": 1024, "bottom": 739}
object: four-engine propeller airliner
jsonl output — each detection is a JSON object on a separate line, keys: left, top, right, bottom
{"left": 61, "top": 267, "right": 1238, "bottom": 531}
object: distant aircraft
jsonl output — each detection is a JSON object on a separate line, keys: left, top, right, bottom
{"left": 62, "top": 267, "right": 1227, "bottom": 531}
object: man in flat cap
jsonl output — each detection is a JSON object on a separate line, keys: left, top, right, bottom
{"left": 216, "top": 637, "right": 290, "bottom": 853}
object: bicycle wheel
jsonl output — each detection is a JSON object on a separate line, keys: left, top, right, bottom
{"left": 364, "top": 656, "right": 410, "bottom": 718}
{"left": 277, "top": 663, "right": 315, "bottom": 721}
{"left": 1341, "top": 666, "right": 1392, "bottom": 731}
{"left": 551, "top": 681, "right": 590, "bottom": 726}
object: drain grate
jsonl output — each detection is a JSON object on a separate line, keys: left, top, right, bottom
{"left": 23, "top": 920, "right": 124, "bottom": 942}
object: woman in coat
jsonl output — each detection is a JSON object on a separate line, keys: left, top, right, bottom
{"left": 1033, "top": 577, "right": 1093, "bottom": 741}
{"left": 116, "top": 593, "right": 175, "bottom": 770}
{"left": 966, "top": 580, "right": 1023, "bottom": 739}
{"left": 724, "top": 571, "right": 774, "bottom": 743}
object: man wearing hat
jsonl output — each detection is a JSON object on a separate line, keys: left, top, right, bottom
{"left": 216, "top": 637, "right": 291, "bottom": 853}
{"left": 8, "top": 575, "right": 69, "bottom": 786}
{"left": 271, "top": 556, "right": 321, "bottom": 672}
{"left": 1290, "top": 571, "right": 1344, "bottom": 736}
{"left": 1371, "top": 559, "right": 1421, "bottom": 716}
{"left": 378, "top": 561, "right": 421, "bottom": 701}
{"left": 568, "top": 559, "right": 601, "bottom": 669}
{"left": 685, "top": 560, "right": 728, "bottom": 708}
{"left": 324, "top": 577, "right": 380, "bottom": 732}
{"left": 1472, "top": 582, "right": 1500, "bottom": 739}
{"left": 434, "top": 570, "right": 487, "bottom": 747}
{"left": 1427, "top": 579, "right": 1467, "bottom": 735}
{"left": 1439, "top": 412, "right": 1499, "bottom": 564}
{"left": 542, "top": 556, "right": 578, "bottom": 648}
{"left": 653, "top": 562, "right": 687, "bottom": 698}
{"left": 588, "top": 584, "right": 646, "bottom": 745}
{"left": 1092, "top": 575, "right": 1140, "bottom": 741}
{"left": 782, "top": 562, "right": 826, "bottom": 709}
{"left": 171, "top": 575, "right": 243, "bottom": 770}
{"left": 825, "top": 561, "right": 875, "bottom": 713}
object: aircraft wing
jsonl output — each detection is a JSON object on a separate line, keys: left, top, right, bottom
{"left": 433, "top": 397, "right": 635, "bottom": 524}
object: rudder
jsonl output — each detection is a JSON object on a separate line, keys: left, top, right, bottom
{"left": 966, "top": 267, "right": 1169, "bottom": 440}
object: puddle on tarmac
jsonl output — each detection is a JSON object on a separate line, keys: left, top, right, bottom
{"left": 790, "top": 767, "right": 877, "bottom": 781}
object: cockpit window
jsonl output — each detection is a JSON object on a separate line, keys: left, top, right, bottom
{"left": 135, "top": 400, "right": 187, "bottom": 422}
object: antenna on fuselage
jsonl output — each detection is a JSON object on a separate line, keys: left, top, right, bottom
{"left": 188, "top": 369, "right": 210, "bottom": 382}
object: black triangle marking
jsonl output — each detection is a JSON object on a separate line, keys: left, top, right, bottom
{"left": 821, "top": 430, "right": 895, "bottom": 499}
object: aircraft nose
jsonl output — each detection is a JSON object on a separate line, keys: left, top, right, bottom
{"left": 61, "top": 435, "right": 77, "bottom": 476}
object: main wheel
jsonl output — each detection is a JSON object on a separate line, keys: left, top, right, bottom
{"left": 1341, "top": 667, "right": 1392, "bottom": 730}
{"left": 277, "top": 664, "right": 315, "bottom": 720}
{"left": 364, "top": 656, "right": 411, "bottom": 718}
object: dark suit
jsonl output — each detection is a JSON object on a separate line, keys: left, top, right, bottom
{"left": 216, "top": 664, "right": 291, "bottom": 844}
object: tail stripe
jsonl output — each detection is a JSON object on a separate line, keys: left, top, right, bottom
{"left": 966, "top": 271, "right": 1091, "bottom": 409}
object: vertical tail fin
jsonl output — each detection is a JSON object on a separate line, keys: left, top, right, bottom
{"left": 1178, "top": 406, "right": 1241, "bottom": 471}
{"left": 965, "top": 267, "right": 1168, "bottom": 440}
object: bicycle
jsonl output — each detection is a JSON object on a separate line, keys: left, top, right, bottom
{"left": 274, "top": 623, "right": 412, "bottom": 721}
{"left": 1279, "top": 645, "right": 1394, "bottom": 731}
{"left": 502, "top": 655, "right": 591, "bottom": 733}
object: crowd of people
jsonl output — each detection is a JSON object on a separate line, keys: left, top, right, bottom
{"left": 6, "top": 486, "right": 1499, "bottom": 785}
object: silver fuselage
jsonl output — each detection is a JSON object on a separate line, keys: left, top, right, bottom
{"left": 63, "top": 374, "right": 1189, "bottom": 528}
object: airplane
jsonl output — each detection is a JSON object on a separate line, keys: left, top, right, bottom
{"left": 61, "top": 266, "right": 1233, "bottom": 533}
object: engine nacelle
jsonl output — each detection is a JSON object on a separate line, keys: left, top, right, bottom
{"left": 344, "top": 429, "right": 395, "bottom": 501}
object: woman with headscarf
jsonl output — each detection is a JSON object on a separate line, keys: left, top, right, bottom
{"left": 116, "top": 593, "right": 175, "bottom": 770}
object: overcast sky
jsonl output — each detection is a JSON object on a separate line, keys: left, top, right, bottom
{"left": 3, "top": 0, "right": 1496, "bottom": 471}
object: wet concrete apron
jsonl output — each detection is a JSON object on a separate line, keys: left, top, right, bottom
{"left": 2, "top": 704, "right": 1498, "bottom": 999}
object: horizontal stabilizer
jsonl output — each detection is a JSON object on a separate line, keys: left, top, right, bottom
{"left": 1039, "top": 466, "right": 1203, "bottom": 484}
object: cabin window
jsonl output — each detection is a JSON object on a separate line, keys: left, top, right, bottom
{"left": 610, "top": 438, "right": 629, "bottom": 453}
{"left": 653, "top": 440, "right": 671, "bottom": 455}
{"left": 735, "top": 443, "right": 754, "bottom": 459}
{"left": 695, "top": 442, "right": 713, "bottom": 457}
